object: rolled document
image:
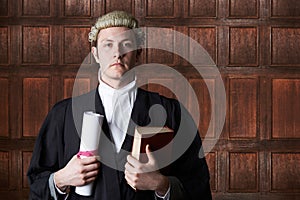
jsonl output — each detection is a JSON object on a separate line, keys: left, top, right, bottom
{"left": 75, "top": 111, "right": 103, "bottom": 196}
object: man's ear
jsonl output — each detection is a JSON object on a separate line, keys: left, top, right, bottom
{"left": 91, "top": 47, "right": 100, "bottom": 63}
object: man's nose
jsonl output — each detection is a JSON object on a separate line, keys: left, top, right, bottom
{"left": 114, "top": 44, "right": 125, "bottom": 58}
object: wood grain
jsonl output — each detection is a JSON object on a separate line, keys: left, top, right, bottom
{"left": 271, "top": 153, "right": 300, "bottom": 191}
{"left": 63, "top": 27, "right": 91, "bottom": 64}
{"left": 229, "top": 27, "right": 258, "bottom": 66}
{"left": 22, "top": 26, "right": 50, "bottom": 64}
{"left": 272, "top": 79, "right": 300, "bottom": 138}
{"left": 271, "top": 28, "right": 300, "bottom": 66}
{"left": 22, "top": 152, "right": 32, "bottom": 188}
{"left": 105, "top": 0, "right": 133, "bottom": 14}
{"left": 23, "top": 78, "right": 49, "bottom": 137}
{"left": 187, "top": 0, "right": 216, "bottom": 17}
{"left": 206, "top": 152, "right": 216, "bottom": 191}
{"left": 229, "top": 0, "right": 258, "bottom": 18}
{"left": 229, "top": 78, "right": 257, "bottom": 138}
{"left": 63, "top": 78, "right": 91, "bottom": 99}
{"left": 189, "top": 78, "right": 214, "bottom": 138}
{"left": 64, "top": 0, "right": 91, "bottom": 17}
{"left": 23, "top": 0, "right": 50, "bottom": 16}
{"left": 146, "top": 0, "right": 175, "bottom": 17}
{"left": 189, "top": 27, "right": 217, "bottom": 63}
{"left": 147, "top": 78, "right": 175, "bottom": 99}
{"left": 0, "top": 78, "right": 9, "bottom": 137}
{"left": 0, "top": 0, "right": 8, "bottom": 16}
{"left": 0, "top": 151, "right": 9, "bottom": 189}
{"left": 271, "top": 0, "right": 300, "bottom": 17}
{"left": 229, "top": 152, "right": 258, "bottom": 192}
{"left": 0, "top": 27, "right": 8, "bottom": 64}
{"left": 146, "top": 27, "right": 174, "bottom": 65}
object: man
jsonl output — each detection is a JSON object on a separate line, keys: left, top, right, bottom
{"left": 27, "top": 11, "right": 212, "bottom": 200}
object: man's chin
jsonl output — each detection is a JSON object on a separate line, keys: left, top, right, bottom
{"left": 102, "top": 69, "right": 135, "bottom": 81}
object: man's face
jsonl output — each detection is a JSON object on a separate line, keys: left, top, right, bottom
{"left": 92, "top": 26, "right": 138, "bottom": 86}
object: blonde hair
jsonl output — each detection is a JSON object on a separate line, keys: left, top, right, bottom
{"left": 89, "top": 11, "right": 144, "bottom": 47}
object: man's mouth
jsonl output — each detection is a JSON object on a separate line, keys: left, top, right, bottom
{"left": 111, "top": 62, "right": 125, "bottom": 67}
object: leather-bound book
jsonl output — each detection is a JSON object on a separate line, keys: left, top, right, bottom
{"left": 131, "top": 126, "right": 174, "bottom": 173}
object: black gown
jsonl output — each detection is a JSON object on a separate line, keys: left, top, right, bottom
{"left": 27, "top": 87, "right": 212, "bottom": 200}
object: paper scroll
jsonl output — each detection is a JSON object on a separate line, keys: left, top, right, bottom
{"left": 75, "top": 111, "right": 103, "bottom": 196}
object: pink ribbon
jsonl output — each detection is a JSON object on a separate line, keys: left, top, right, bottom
{"left": 77, "top": 150, "right": 97, "bottom": 158}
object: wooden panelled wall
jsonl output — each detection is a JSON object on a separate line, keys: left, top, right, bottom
{"left": 0, "top": 0, "right": 299, "bottom": 199}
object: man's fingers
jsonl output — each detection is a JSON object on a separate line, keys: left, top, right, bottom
{"left": 80, "top": 156, "right": 99, "bottom": 165}
{"left": 83, "top": 162, "right": 100, "bottom": 172}
{"left": 81, "top": 176, "right": 97, "bottom": 186}
{"left": 124, "top": 170, "right": 137, "bottom": 190}
{"left": 145, "top": 144, "right": 155, "bottom": 163}
{"left": 127, "top": 154, "right": 140, "bottom": 166}
{"left": 125, "top": 162, "right": 136, "bottom": 173}
{"left": 84, "top": 169, "right": 99, "bottom": 179}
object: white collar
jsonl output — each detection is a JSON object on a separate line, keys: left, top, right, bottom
{"left": 97, "top": 78, "right": 137, "bottom": 123}
{"left": 98, "top": 78, "right": 137, "bottom": 97}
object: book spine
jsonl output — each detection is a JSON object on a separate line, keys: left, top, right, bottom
{"left": 131, "top": 129, "right": 141, "bottom": 160}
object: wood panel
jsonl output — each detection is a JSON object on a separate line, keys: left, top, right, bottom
{"left": 63, "top": 26, "right": 91, "bottom": 64}
{"left": 206, "top": 152, "right": 216, "bottom": 191}
{"left": 228, "top": 152, "right": 258, "bottom": 192}
{"left": 272, "top": 79, "right": 300, "bottom": 138}
{"left": 271, "top": 0, "right": 300, "bottom": 18}
{"left": 0, "top": 27, "right": 9, "bottom": 64}
{"left": 229, "top": 27, "right": 258, "bottom": 66}
{"left": 105, "top": 0, "right": 133, "bottom": 14}
{"left": 0, "top": 151, "right": 9, "bottom": 189}
{"left": 229, "top": 78, "right": 257, "bottom": 138}
{"left": 271, "top": 153, "right": 300, "bottom": 192}
{"left": 188, "top": 27, "right": 217, "bottom": 63}
{"left": 63, "top": 77, "right": 91, "bottom": 99}
{"left": 146, "top": 0, "right": 175, "bottom": 18}
{"left": 22, "top": 0, "right": 50, "bottom": 16}
{"left": 229, "top": 0, "right": 258, "bottom": 18}
{"left": 22, "top": 152, "right": 32, "bottom": 189}
{"left": 271, "top": 28, "right": 300, "bottom": 66}
{"left": 22, "top": 26, "right": 50, "bottom": 64}
{"left": 185, "top": 0, "right": 217, "bottom": 18}
{"left": 0, "top": 78, "right": 9, "bottom": 137}
{"left": 146, "top": 27, "right": 175, "bottom": 65}
{"left": 64, "top": 0, "right": 91, "bottom": 17}
{"left": 189, "top": 78, "right": 214, "bottom": 138}
{"left": 147, "top": 78, "right": 175, "bottom": 99}
{"left": 0, "top": 0, "right": 8, "bottom": 16}
{"left": 23, "top": 78, "right": 49, "bottom": 137}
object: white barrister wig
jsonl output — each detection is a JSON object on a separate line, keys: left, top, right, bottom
{"left": 88, "top": 11, "right": 144, "bottom": 46}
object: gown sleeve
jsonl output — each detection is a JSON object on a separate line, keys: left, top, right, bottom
{"left": 27, "top": 101, "right": 68, "bottom": 200}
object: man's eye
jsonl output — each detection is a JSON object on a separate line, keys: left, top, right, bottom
{"left": 104, "top": 43, "right": 113, "bottom": 47}
{"left": 123, "top": 42, "right": 133, "bottom": 48}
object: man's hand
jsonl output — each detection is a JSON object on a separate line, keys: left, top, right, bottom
{"left": 125, "top": 145, "right": 169, "bottom": 196}
{"left": 54, "top": 155, "right": 100, "bottom": 191}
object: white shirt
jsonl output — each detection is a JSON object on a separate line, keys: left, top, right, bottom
{"left": 98, "top": 79, "right": 137, "bottom": 152}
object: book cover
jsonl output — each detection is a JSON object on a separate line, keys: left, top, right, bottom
{"left": 131, "top": 126, "right": 174, "bottom": 167}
